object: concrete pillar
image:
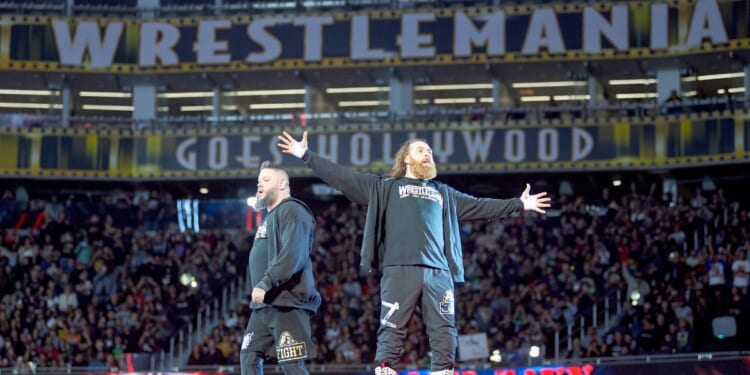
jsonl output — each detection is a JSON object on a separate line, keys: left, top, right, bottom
{"left": 588, "top": 75, "right": 605, "bottom": 105}
{"left": 743, "top": 66, "right": 750, "bottom": 104}
{"left": 61, "top": 85, "right": 72, "bottom": 128}
{"left": 388, "top": 76, "right": 413, "bottom": 115}
{"left": 132, "top": 83, "right": 157, "bottom": 126}
{"left": 491, "top": 78, "right": 513, "bottom": 109}
{"left": 212, "top": 87, "right": 222, "bottom": 120}
{"left": 656, "top": 68, "right": 681, "bottom": 104}
{"left": 304, "top": 84, "right": 333, "bottom": 114}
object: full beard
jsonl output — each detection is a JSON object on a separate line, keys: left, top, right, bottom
{"left": 409, "top": 159, "right": 437, "bottom": 180}
{"left": 255, "top": 190, "right": 277, "bottom": 210}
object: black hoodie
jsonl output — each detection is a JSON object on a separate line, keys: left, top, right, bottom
{"left": 249, "top": 197, "right": 321, "bottom": 313}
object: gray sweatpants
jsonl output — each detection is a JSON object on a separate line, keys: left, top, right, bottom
{"left": 375, "top": 265, "right": 457, "bottom": 371}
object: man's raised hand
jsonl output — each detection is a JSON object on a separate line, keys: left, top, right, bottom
{"left": 519, "top": 183, "right": 551, "bottom": 214}
{"left": 277, "top": 131, "right": 308, "bottom": 159}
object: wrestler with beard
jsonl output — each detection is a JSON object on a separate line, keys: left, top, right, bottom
{"left": 278, "top": 132, "right": 550, "bottom": 375}
{"left": 241, "top": 162, "right": 321, "bottom": 375}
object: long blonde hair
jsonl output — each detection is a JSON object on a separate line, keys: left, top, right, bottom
{"left": 390, "top": 138, "right": 427, "bottom": 178}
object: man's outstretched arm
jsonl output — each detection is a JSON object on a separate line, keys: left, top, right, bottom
{"left": 278, "top": 130, "right": 377, "bottom": 205}
{"left": 454, "top": 183, "right": 551, "bottom": 221}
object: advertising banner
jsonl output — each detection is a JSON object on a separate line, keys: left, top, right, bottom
{"left": 0, "top": 113, "right": 748, "bottom": 180}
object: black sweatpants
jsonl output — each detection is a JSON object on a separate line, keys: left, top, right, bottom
{"left": 375, "top": 265, "right": 457, "bottom": 371}
{"left": 240, "top": 307, "right": 315, "bottom": 375}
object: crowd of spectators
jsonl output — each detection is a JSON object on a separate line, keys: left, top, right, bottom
{"left": 0, "top": 188, "right": 251, "bottom": 370}
{"left": 1, "top": 175, "right": 749, "bottom": 371}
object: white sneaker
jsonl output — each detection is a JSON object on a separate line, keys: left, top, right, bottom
{"left": 430, "top": 370, "right": 454, "bottom": 375}
{"left": 374, "top": 366, "right": 397, "bottom": 375}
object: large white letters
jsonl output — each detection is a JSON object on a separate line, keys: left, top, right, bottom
{"left": 140, "top": 22, "right": 179, "bottom": 67}
{"left": 351, "top": 15, "right": 387, "bottom": 60}
{"left": 572, "top": 128, "right": 594, "bottom": 162}
{"left": 522, "top": 9, "right": 565, "bottom": 54}
{"left": 583, "top": 5, "right": 628, "bottom": 53}
{"left": 317, "top": 134, "right": 339, "bottom": 163}
{"left": 293, "top": 16, "right": 334, "bottom": 61}
{"left": 52, "top": 21, "right": 123, "bottom": 68}
{"left": 194, "top": 20, "right": 231, "bottom": 64}
{"left": 686, "top": 0, "right": 728, "bottom": 47}
{"left": 462, "top": 130, "right": 494, "bottom": 163}
{"left": 177, "top": 138, "right": 198, "bottom": 171}
{"left": 431, "top": 132, "right": 454, "bottom": 163}
{"left": 504, "top": 130, "right": 526, "bottom": 162}
{"left": 247, "top": 18, "right": 285, "bottom": 63}
{"left": 454, "top": 12, "right": 505, "bottom": 57}
{"left": 208, "top": 137, "right": 228, "bottom": 170}
{"left": 538, "top": 129, "right": 559, "bottom": 162}
{"left": 398, "top": 13, "right": 436, "bottom": 58}
{"left": 350, "top": 133, "right": 371, "bottom": 166}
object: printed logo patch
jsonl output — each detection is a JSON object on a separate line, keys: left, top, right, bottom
{"left": 255, "top": 221, "right": 267, "bottom": 240}
{"left": 276, "top": 331, "right": 308, "bottom": 362}
{"left": 398, "top": 184, "right": 443, "bottom": 206}
{"left": 241, "top": 332, "right": 254, "bottom": 350}
{"left": 439, "top": 290, "right": 454, "bottom": 315}
{"left": 380, "top": 300, "right": 400, "bottom": 328}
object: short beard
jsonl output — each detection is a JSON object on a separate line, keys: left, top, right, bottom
{"left": 409, "top": 159, "right": 437, "bottom": 180}
{"left": 255, "top": 190, "right": 277, "bottom": 210}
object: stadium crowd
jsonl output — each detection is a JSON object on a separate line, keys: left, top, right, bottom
{"left": 1, "top": 176, "right": 749, "bottom": 370}
{"left": 0, "top": 188, "right": 251, "bottom": 369}
{"left": 296, "top": 181, "right": 749, "bottom": 365}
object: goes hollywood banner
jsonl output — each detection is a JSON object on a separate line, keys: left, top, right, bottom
{"left": 0, "top": 114, "right": 749, "bottom": 180}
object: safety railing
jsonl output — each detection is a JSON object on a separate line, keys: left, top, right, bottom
{"left": 0, "top": 98, "right": 744, "bottom": 131}
{"left": 168, "top": 265, "right": 253, "bottom": 368}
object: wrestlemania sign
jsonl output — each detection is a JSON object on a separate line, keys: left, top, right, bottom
{"left": 0, "top": 113, "right": 748, "bottom": 180}
{"left": 4, "top": 0, "right": 749, "bottom": 72}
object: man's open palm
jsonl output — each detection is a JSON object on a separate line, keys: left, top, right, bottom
{"left": 519, "top": 183, "right": 551, "bottom": 214}
{"left": 278, "top": 131, "right": 308, "bottom": 159}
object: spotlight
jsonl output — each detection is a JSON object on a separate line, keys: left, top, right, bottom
{"left": 630, "top": 290, "right": 641, "bottom": 306}
{"left": 199, "top": 187, "right": 209, "bottom": 194}
{"left": 489, "top": 349, "right": 502, "bottom": 363}
{"left": 612, "top": 179, "right": 622, "bottom": 187}
{"left": 180, "top": 273, "right": 198, "bottom": 289}
{"left": 529, "top": 345, "right": 541, "bottom": 358}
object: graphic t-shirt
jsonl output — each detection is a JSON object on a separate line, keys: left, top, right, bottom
{"left": 383, "top": 178, "right": 447, "bottom": 269}
{"left": 249, "top": 217, "right": 269, "bottom": 307}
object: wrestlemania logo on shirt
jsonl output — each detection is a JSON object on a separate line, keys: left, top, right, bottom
{"left": 276, "top": 331, "right": 308, "bottom": 362}
{"left": 398, "top": 184, "right": 443, "bottom": 206}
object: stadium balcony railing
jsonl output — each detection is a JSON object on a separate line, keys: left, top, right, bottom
{"left": 0, "top": 0, "right": 65, "bottom": 15}
{"left": 0, "top": 96, "right": 742, "bottom": 130}
{"left": 0, "top": 0, "right": 615, "bottom": 18}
